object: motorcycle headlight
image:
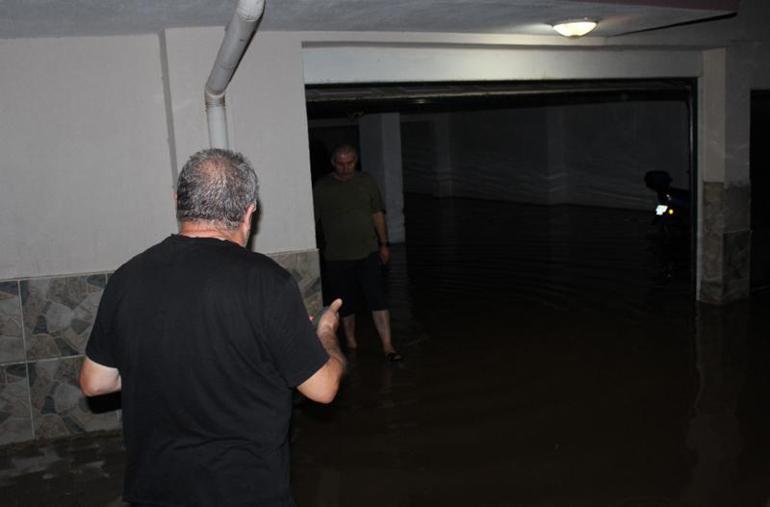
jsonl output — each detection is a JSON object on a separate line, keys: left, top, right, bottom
{"left": 656, "top": 205, "right": 669, "bottom": 216}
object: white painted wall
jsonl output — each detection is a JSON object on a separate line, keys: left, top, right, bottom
{"left": 159, "top": 28, "right": 222, "bottom": 185}
{"left": 0, "top": 34, "right": 176, "bottom": 280}
{"left": 1, "top": 0, "right": 766, "bottom": 284}
{"left": 303, "top": 45, "right": 701, "bottom": 85}
{"left": 164, "top": 28, "right": 316, "bottom": 254}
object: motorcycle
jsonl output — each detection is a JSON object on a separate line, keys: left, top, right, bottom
{"left": 644, "top": 170, "right": 691, "bottom": 283}
{"left": 644, "top": 170, "right": 690, "bottom": 239}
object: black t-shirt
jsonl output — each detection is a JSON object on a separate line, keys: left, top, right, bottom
{"left": 86, "top": 235, "right": 328, "bottom": 506}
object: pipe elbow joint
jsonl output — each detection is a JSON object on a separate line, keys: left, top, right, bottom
{"left": 237, "top": 0, "right": 266, "bottom": 21}
{"left": 205, "top": 89, "right": 226, "bottom": 107}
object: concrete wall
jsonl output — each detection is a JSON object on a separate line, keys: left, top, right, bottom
{"left": 303, "top": 45, "right": 701, "bottom": 85}
{"left": 0, "top": 34, "right": 176, "bottom": 281}
{"left": 0, "top": 29, "right": 323, "bottom": 447}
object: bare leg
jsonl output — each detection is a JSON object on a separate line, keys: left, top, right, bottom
{"left": 342, "top": 314, "right": 357, "bottom": 350}
{"left": 372, "top": 309, "right": 397, "bottom": 355}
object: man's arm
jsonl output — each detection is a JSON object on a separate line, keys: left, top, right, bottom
{"left": 372, "top": 211, "right": 390, "bottom": 264}
{"left": 297, "top": 299, "right": 347, "bottom": 404}
{"left": 80, "top": 357, "right": 122, "bottom": 396}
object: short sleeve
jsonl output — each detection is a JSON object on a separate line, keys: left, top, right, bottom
{"left": 85, "top": 279, "right": 119, "bottom": 368}
{"left": 262, "top": 276, "right": 329, "bottom": 388}
{"left": 365, "top": 174, "right": 385, "bottom": 213}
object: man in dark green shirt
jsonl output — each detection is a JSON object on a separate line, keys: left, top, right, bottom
{"left": 313, "top": 144, "right": 402, "bottom": 361}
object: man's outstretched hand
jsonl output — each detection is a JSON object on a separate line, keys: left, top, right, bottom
{"left": 317, "top": 298, "right": 343, "bottom": 342}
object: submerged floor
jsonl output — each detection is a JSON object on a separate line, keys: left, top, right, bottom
{"left": 3, "top": 195, "right": 770, "bottom": 506}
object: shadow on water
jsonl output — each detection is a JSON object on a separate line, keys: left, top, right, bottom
{"left": 292, "top": 194, "right": 770, "bottom": 507}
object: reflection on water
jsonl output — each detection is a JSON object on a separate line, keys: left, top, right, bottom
{"left": 683, "top": 304, "right": 746, "bottom": 507}
{"left": 293, "top": 195, "right": 770, "bottom": 507}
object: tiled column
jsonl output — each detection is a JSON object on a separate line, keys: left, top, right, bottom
{"left": 359, "top": 113, "right": 406, "bottom": 243}
{"left": 698, "top": 48, "right": 752, "bottom": 304}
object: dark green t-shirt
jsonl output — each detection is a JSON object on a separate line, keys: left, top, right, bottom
{"left": 313, "top": 172, "right": 384, "bottom": 261}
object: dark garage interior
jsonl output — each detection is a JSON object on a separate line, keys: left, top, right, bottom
{"left": 291, "top": 81, "right": 770, "bottom": 506}
{"left": 2, "top": 0, "right": 770, "bottom": 504}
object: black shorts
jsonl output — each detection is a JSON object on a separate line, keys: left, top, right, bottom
{"left": 324, "top": 252, "right": 387, "bottom": 317}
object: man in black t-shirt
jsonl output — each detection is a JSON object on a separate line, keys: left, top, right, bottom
{"left": 80, "top": 149, "right": 346, "bottom": 506}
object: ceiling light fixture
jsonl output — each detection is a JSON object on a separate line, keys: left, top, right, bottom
{"left": 552, "top": 19, "right": 598, "bottom": 38}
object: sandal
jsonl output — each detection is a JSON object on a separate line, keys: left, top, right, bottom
{"left": 386, "top": 352, "right": 403, "bottom": 362}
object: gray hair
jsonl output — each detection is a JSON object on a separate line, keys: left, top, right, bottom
{"left": 176, "top": 149, "right": 259, "bottom": 230}
{"left": 330, "top": 144, "right": 358, "bottom": 163}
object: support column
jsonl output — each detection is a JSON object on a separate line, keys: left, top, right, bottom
{"left": 359, "top": 113, "right": 405, "bottom": 243}
{"left": 698, "top": 48, "right": 752, "bottom": 304}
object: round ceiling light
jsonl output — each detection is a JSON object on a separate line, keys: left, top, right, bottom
{"left": 552, "top": 19, "right": 598, "bottom": 38}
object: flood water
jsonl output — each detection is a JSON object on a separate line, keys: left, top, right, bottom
{"left": 2, "top": 194, "right": 769, "bottom": 507}
{"left": 292, "top": 194, "right": 770, "bottom": 507}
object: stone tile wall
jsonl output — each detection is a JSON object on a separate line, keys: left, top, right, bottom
{"left": 0, "top": 248, "right": 321, "bottom": 447}
{"left": 270, "top": 249, "right": 323, "bottom": 318}
{"left": 700, "top": 182, "right": 752, "bottom": 304}
{"left": 0, "top": 275, "right": 120, "bottom": 446}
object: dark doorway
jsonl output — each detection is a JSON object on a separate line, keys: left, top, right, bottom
{"left": 306, "top": 80, "right": 696, "bottom": 293}
{"left": 751, "top": 90, "right": 770, "bottom": 291}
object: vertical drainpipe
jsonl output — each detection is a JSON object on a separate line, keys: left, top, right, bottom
{"left": 205, "top": 0, "right": 266, "bottom": 149}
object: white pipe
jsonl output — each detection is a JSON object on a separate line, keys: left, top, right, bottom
{"left": 205, "top": 0, "right": 266, "bottom": 149}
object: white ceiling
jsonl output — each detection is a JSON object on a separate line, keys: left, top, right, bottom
{"left": 0, "top": 0, "right": 739, "bottom": 40}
